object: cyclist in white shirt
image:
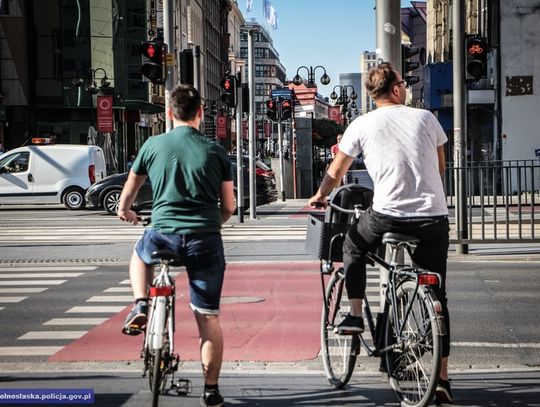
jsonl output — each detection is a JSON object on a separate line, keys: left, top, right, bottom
{"left": 309, "top": 63, "right": 453, "bottom": 404}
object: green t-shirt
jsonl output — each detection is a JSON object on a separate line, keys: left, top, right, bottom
{"left": 132, "top": 125, "right": 233, "bottom": 234}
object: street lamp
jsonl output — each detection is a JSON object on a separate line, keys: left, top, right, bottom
{"left": 72, "top": 68, "right": 111, "bottom": 95}
{"left": 330, "top": 85, "right": 358, "bottom": 126}
{"left": 292, "top": 65, "right": 331, "bottom": 87}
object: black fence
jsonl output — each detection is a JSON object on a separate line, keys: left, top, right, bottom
{"left": 445, "top": 160, "right": 540, "bottom": 243}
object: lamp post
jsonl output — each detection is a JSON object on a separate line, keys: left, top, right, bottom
{"left": 292, "top": 65, "right": 331, "bottom": 88}
{"left": 72, "top": 68, "right": 112, "bottom": 126}
{"left": 330, "top": 85, "right": 358, "bottom": 126}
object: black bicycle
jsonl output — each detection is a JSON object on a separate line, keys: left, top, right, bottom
{"left": 307, "top": 185, "right": 446, "bottom": 407}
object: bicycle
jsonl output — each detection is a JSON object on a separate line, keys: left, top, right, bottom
{"left": 306, "top": 185, "right": 446, "bottom": 407}
{"left": 136, "top": 218, "right": 192, "bottom": 407}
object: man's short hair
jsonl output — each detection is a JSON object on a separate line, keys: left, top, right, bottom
{"left": 365, "top": 62, "right": 398, "bottom": 100}
{"left": 169, "top": 84, "right": 201, "bottom": 121}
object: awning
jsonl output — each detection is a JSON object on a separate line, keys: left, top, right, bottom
{"left": 122, "top": 100, "right": 165, "bottom": 114}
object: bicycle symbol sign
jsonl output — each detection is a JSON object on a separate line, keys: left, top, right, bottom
{"left": 468, "top": 43, "right": 484, "bottom": 55}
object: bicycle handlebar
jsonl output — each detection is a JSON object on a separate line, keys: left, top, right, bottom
{"left": 137, "top": 216, "right": 151, "bottom": 226}
{"left": 328, "top": 202, "right": 363, "bottom": 215}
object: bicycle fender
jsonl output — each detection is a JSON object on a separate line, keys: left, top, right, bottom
{"left": 424, "top": 288, "right": 447, "bottom": 336}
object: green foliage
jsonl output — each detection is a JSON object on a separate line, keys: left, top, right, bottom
{"left": 312, "top": 119, "right": 345, "bottom": 148}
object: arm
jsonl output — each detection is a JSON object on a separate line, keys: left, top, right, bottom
{"left": 437, "top": 145, "right": 446, "bottom": 176}
{"left": 219, "top": 180, "right": 235, "bottom": 224}
{"left": 308, "top": 150, "right": 355, "bottom": 208}
{"left": 117, "top": 170, "right": 148, "bottom": 224}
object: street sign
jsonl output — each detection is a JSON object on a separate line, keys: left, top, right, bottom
{"left": 271, "top": 88, "right": 293, "bottom": 99}
{"left": 165, "top": 53, "right": 174, "bottom": 67}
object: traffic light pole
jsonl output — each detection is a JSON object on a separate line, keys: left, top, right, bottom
{"left": 277, "top": 117, "right": 285, "bottom": 202}
{"left": 452, "top": 0, "right": 469, "bottom": 254}
{"left": 163, "top": 0, "right": 174, "bottom": 132}
{"left": 236, "top": 66, "right": 244, "bottom": 223}
{"left": 247, "top": 29, "right": 256, "bottom": 219}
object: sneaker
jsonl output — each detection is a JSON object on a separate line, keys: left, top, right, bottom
{"left": 435, "top": 378, "right": 454, "bottom": 404}
{"left": 121, "top": 301, "right": 148, "bottom": 335}
{"left": 200, "top": 388, "right": 224, "bottom": 407}
{"left": 334, "top": 313, "right": 364, "bottom": 335}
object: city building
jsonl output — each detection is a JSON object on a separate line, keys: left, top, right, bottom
{"left": 240, "top": 19, "right": 286, "bottom": 152}
{"left": 359, "top": 51, "right": 377, "bottom": 113}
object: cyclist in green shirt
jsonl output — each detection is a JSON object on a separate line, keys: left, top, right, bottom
{"left": 118, "top": 84, "right": 235, "bottom": 407}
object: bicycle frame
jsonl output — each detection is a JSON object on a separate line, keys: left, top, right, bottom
{"left": 145, "top": 261, "right": 176, "bottom": 353}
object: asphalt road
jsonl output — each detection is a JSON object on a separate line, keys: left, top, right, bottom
{"left": 1, "top": 202, "right": 539, "bottom": 406}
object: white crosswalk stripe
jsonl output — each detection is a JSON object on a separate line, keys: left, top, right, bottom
{"left": 0, "top": 223, "right": 309, "bottom": 243}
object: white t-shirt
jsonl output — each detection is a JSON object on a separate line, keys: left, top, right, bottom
{"left": 340, "top": 105, "right": 449, "bottom": 217}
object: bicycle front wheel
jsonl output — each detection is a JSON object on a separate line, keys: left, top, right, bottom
{"left": 321, "top": 270, "right": 359, "bottom": 388}
{"left": 384, "top": 279, "right": 442, "bottom": 407}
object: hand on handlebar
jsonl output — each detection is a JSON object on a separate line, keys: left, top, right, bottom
{"left": 308, "top": 195, "right": 329, "bottom": 209}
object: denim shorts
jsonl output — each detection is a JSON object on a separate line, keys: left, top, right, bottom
{"left": 135, "top": 228, "right": 226, "bottom": 315}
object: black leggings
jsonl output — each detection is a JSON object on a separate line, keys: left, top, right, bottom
{"left": 342, "top": 208, "right": 451, "bottom": 358}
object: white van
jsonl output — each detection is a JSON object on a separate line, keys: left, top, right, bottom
{"left": 0, "top": 145, "right": 107, "bottom": 209}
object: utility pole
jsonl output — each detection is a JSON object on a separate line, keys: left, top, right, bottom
{"left": 248, "top": 29, "right": 256, "bottom": 219}
{"left": 163, "top": 0, "right": 175, "bottom": 132}
{"left": 376, "top": 0, "right": 401, "bottom": 67}
{"left": 376, "top": 0, "right": 402, "bottom": 311}
{"left": 192, "top": 45, "right": 201, "bottom": 92}
{"left": 453, "top": 0, "right": 469, "bottom": 254}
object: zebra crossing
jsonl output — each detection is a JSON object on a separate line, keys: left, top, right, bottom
{"left": 0, "top": 221, "right": 308, "bottom": 244}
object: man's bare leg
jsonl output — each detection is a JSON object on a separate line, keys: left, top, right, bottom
{"left": 195, "top": 313, "right": 223, "bottom": 385}
{"left": 129, "top": 252, "right": 152, "bottom": 299}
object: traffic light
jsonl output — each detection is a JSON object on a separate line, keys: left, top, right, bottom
{"left": 401, "top": 44, "right": 420, "bottom": 87}
{"left": 220, "top": 76, "right": 236, "bottom": 107}
{"left": 465, "top": 36, "right": 487, "bottom": 82}
{"left": 281, "top": 98, "right": 293, "bottom": 121}
{"left": 141, "top": 39, "right": 164, "bottom": 84}
{"left": 266, "top": 99, "right": 277, "bottom": 120}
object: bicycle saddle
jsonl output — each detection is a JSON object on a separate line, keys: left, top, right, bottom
{"left": 151, "top": 250, "right": 182, "bottom": 263}
{"left": 382, "top": 232, "right": 420, "bottom": 245}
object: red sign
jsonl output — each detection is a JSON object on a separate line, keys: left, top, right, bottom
{"left": 216, "top": 115, "right": 227, "bottom": 139}
{"left": 96, "top": 95, "right": 114, "bottom": 133}
{"left": 328, "top": 106, "right": 342, "bottom": 125}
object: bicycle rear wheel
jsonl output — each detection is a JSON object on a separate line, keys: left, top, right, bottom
{"left": 149, "top": 348, "right": 162, "bottom": 407}
{"left": 384, "top": 279, "right": 442, "bottom": 407}
{"left": 321, "top": 270, "right": 359, "bottom": 388}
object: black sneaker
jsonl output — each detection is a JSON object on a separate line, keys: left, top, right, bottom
{"left": 121, "top": 301, "right": 148, "bottom": 335}
{"left": 334, "top": 313, "right": 364, "bottom": 335}
{"left": 435, "top": 378, "right": 454, "bottom": 404}
{"left": 200, "top": 388, "right": 224, "bottom": 407}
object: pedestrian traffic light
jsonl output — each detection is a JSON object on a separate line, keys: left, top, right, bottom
{"left": 465, "top": 36, "right": 487, "bottom": 82}
{"left": 401, "top": 44, "right": 420, "bottom": 87}
{"left": 281, "top": 98, "right": 293, "bottom": 121}
{"left": 266, "top": 99, "right": 277, "bottom": 120}
{"left": 220, "top": 76, "right": 236, "bottom": 107}
{"left": 141, "top": 39, "right": 164, "bottom": 84}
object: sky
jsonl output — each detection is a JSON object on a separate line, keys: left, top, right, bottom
{"left": 241, "top": 0, "right": 415, "bottom": 97}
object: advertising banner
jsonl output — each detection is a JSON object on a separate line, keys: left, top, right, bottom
{"left": 96, "top": 95, "right": 114, "bottom": 133}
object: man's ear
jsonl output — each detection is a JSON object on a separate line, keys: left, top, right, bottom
{"left": 166, "top": 108, "right": 174, "bottom": 121}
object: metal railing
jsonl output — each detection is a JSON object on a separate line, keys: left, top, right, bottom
{"left": 445, "top": 160, "right": 540, "bottom": 243}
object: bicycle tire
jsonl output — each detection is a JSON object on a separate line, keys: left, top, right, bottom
{"left": 320, "top": 270, "right": 359, "bottom": 388}
{"left": 384, "top": 279, "right": 442, "bottom": 407}
{"left": 150, "top": 348, "right": 162, "bottom": 407}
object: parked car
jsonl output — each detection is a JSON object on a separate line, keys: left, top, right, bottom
{"left": 86, "top": 156, "right": 277, "bottom": 215}
{"left": 0, "top": 144, "right": 107, "bottom": 209}
{"left": 85, "top": 172, "right": 152, "bottom": 215}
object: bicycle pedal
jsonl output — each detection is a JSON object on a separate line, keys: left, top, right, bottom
{"left": 122, "top": 325, "right": 144, "bottom": 336}
{"left": 172, "top": 379, "right": 192, "bottom": 396}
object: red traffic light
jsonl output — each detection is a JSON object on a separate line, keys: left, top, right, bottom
{"left": 467, "top": 39, "right": 485, "bottom": 57}
{"left": 282, "top": 100, "right": 291, "bottom": 108}
{"left": 145, "top": 44, "right": 156, "bottom": 58}
{"left": 223, "top": 79, "right": 231, "bottom": 90}
{"left": 267, "top": 100, "right": 275, "bottom": 109}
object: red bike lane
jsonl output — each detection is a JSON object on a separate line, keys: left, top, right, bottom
{"left": 49, "top": 261, "right": 322, "bottom": 363}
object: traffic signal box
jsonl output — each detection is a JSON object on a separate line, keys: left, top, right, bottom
{"left": 220, "top": 76, "right": 236, "bottom": 107}
{"left": 465, "top": 36, "right": 487, "bottom": 82}
{"left": 281, "top": 99, "right": 292, "bottom": 120}
{"left": 266, "top": 99, "right": 277, "bottom": 120}
{"left": 401, "top": 44, "right": 420, "bottom": 87}
{"left": 141, "top": 39, "right": 164, "bottom": 84}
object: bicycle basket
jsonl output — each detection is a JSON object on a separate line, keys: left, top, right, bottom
{"left": 305, "top": 213, "right": 350, "bottom": 262}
